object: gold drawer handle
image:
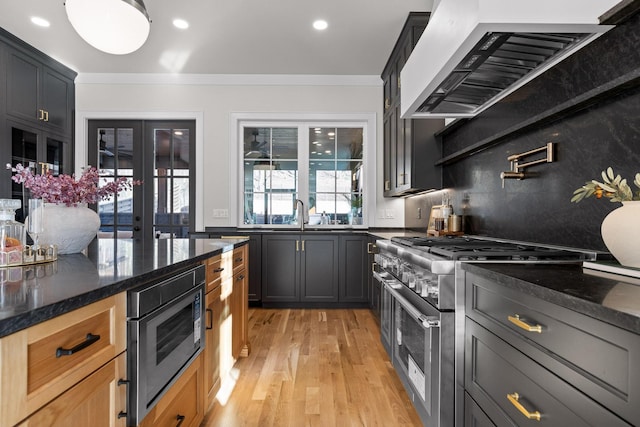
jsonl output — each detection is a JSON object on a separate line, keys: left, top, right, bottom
{"left": 507, "top": 392, "right": 541, "bottom": 421}
{"left": 508, "top": 314, "right": 542, "bottom": 333}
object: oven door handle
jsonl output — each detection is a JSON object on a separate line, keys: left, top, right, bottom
{"left": 385, "top": 283, "right": 441, "bottom": 329}
{"left": 373, "top": 271, "right": 403, "bottom": 289}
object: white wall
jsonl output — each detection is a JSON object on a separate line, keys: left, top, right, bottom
{"left": 75, "top": 74, "right": 405, "bottom": 231}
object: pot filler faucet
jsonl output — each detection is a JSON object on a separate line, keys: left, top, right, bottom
{"left": 294, "top": 199, "right": 307, "bottom": 231}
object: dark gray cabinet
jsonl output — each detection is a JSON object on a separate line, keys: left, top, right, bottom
{"left": 382, "top": 12, "right": 444, "bottom": 197}
{"left": 262, "top": 233, "right": 339, "bottom": 303}
{"left": 464, "top": 271, "right": 639, "bottom": 426}
{"left": 5, "top": 44, "right": 74, "bottom": 136}
{"left": 1, "top": 27, "right": 76, "bottom": 200}
{"left": 368, "top": 237, "right": 380, "bottom": 321}
{"left": 339, "top": 234, "right": 368, "bottom": 303}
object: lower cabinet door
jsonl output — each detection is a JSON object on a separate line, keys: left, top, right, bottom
{"left": 465, "top": 318, "right": 630, "bottom": 426}
{"left": 19, "top": 352, "right": 127, "bottom": 427}
{"left": 465, "top": 392, "right": 496, "bottom": 427}
{"left": 139, "top": 354, "right": 204, "bottom": 427}
{"left": 204, "top": 286, "right": 222, "bottom": 410}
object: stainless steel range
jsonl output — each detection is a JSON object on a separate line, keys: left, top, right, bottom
{"left": 374, "top": 235, "right": 604, "bottom": 427}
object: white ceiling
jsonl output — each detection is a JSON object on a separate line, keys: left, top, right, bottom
{"left": 0, "top": 0, "right": 433, "bottom": 76}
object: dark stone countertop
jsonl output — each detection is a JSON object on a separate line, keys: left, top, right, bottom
{"left": 0, "top": 237, "right": 248, "bottom": 338}
{"left": 462, "top": 262, "right": 640, "bottom": 334}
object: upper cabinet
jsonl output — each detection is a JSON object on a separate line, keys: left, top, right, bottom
{"left": 0, "top": 27, "right": 76, "bottom": 200}
{"left": 382, "top": 13, "right": 444, "bottom": 197}
{"left": 5, "top": 43, "right": 75, "bottom": 137}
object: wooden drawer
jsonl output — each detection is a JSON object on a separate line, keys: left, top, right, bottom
{"left": 466, "top": 272, "right": 640, "bottom": 425}
{"left": 204, "top": 254, "right": 223, "bottom": 293}
{"left": 139, "top": 354, "right": 204, "bottom": 427}
{"left": 232, "top": 245, "right": 247, "bottom": 273}
{"left": 465, "top": 318, "right": 629, "bottom": 426}
{"left": 0, "top": 293, "right": 126, "bottom": 426}
{"left": 19, "top": 352, "right": 127, "bottom": 426}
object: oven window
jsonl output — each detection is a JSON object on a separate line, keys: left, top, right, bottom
{"left": 156, "top": 303, "right": 193, "bottom": 364}
{"left": 398, "top": 307, "right": 427, "bottom": 373}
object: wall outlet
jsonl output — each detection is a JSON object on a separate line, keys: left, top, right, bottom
{"left": 385, "top": 209, "right": 394, "bottom": 219}
{"left": 212, "top": 209, "right": 229, "bottom": 218}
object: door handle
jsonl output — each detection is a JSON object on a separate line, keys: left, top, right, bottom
{"left": 176, "top": 414, "right": 186, "bottom": 426}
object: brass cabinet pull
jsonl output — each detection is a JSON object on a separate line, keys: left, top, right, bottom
{"left": 367, "top": 243, "right": 377, "bottom": 254}
{"left": 508, "top": 314, "right": 542, "bottom": 333}
{"left": 301, "top": 240, "right": 305, "bottom": 252}
{"left": 384, "top": 98, "right": 390, "bottom": 109}
{"left": 38, "top": 109, "right": 45, "bottom": 120}
{"left": 372, "top": 262, "right": 377, "bottom": 273}
{"left": 296, "top": 240, "right": 299, "bottom": 252}
{"left": 397, "top": 76, "right": 401, "bottom": 88}
{"left": 44, "top": 110, "right": 49, "bottom": 122}
{"left": 384, "top": 180, "right": 390, "bottom": 191}
{"left": 507, "top": 392, "right": 541, "bottom": 421}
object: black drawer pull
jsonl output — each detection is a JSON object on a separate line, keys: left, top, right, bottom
{"left": 118, "top": 411, "right": 127, "bottom": 419}
{"left": 234, "top": 257, "right": 243, "bottom": 263}
{"left": 214, "top": 267, "right": 224, "bottom": 273}
{"left": 56, "top": 333, "right": 100, "bottom": 358}
{"left": 237, "top": 274, "right": 245, "bottom": 281}
{"left": 206, "top": 308, "right": 213, "bottom": 330}
{"left": 176, "top": 414, "right": 186, "bottom": 426}
{"left": 117, "top": 379, "right": 130, "bottom": 386}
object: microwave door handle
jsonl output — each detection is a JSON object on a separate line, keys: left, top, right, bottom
{"left": 386, "top": 284, "right": 441, "bottom": 329}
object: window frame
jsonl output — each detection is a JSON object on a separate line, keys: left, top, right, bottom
{"left": 231, "top": 113, "right": 376, "bottom": 229}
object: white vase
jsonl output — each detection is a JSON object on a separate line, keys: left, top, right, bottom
{"left": 601, "top": 201, "right": 640, "bottom": 268}
{"left": 37, "top": 204, "right": 100, "bottom": 254}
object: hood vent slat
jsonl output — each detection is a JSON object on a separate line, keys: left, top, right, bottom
{"left": 417, "top": 31, "right": 591, "bottom": 115}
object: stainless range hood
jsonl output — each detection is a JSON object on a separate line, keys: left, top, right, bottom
{"left": 401, "top": 0, "right": 620, "bottom": 118}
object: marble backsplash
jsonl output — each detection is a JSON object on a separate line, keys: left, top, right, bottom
{"left": 405, "top": 11, "right": 640, "bottom": 252}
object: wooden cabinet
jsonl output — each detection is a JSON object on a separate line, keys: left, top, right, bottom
{"left": 138, "top": 354, "right": 204, "bottom": 427}
{"left": 0, "top": 27, "right": 75, "bottom": 200}
{"left": 231, "top": 245, "right": 249, "bottom": 358}
{"left": 202, "top": 244, "right": 250, "bottom": 411}
{"left": 20, "top": 352, "right": 127, "bottom": 427}
{"left": 464, "top": 271, "right": 639, "bottom": 426}
{"left": 262, "top": 234, "right": 339, "bottom": 303}
{"left": 381, "top": 12, "right": 444, "bottom": 197}
{"left": 208, "top": 233, "right": 262, "bottom": 304}
{"left": 0, "top": 293, "right": 126, "bottom": 426}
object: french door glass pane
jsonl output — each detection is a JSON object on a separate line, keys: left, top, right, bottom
{"left": 97, "top": 127, "right": 135, "bottom": 236}
{"left": 153, "top": 128, "right": 190, "bottom": 237}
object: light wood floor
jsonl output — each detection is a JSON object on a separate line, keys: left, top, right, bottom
{"left": 202, "top": 308, "right": 423, "bottom": 427}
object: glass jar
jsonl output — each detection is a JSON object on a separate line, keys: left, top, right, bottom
{"left": 0, "top": 199, "right": 25, "bottom": 266}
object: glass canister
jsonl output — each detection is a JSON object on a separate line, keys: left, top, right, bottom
{"left": 0, "top": 199, "right": 26, "bottom": 266}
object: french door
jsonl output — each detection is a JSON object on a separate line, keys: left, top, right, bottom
{"left": 87, "top": 120, "right": 195, "bottom": 240}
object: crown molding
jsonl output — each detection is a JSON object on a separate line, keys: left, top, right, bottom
{"left": 75, "top": 73, "right": 382, "bottom": 86}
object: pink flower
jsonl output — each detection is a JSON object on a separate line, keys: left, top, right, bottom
{"left": 7, "top": 163, "right": 142, "bottom": 206}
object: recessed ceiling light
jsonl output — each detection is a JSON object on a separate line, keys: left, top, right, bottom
{"left": 313, "top": 20, "right": 328, "bottom": 31}
{"left": 173, "top": 18, "right": 189, "bottom": 29}
{"left": 31, "top": 16, "right": 50, "bottom": 27}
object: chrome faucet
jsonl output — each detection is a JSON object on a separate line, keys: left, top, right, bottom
{"left": 294, "top": 199, "right": 307, "bottom": 231}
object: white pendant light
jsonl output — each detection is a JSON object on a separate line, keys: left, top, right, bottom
{"left": 65, "top": 0, "right": 151, "bottom": 55}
